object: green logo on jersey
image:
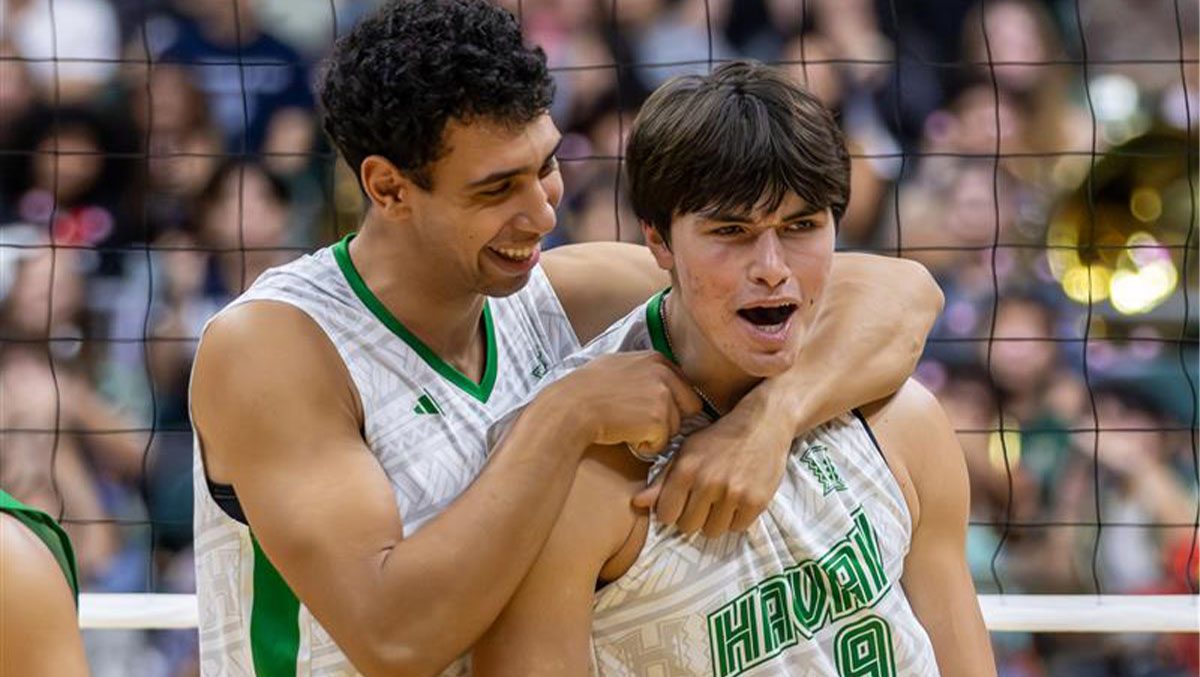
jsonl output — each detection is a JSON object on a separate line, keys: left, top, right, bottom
{"left": 413, "top": 391, "right": 443, "bottom": 415}
{"left": 802, "top": 443, "right": 847, "bottom": 496}
{"left": 531, "top": 350, "right": 549, "bottom": 379}
{"left": 706, "top": 508, "right": 893, "bottom": 677}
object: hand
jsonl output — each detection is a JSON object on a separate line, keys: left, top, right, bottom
{"left": 634, "top": 399, "right": 792, "bottom": 537}
{"left": 545, "top": 351, "right": 703, "bottom": 456}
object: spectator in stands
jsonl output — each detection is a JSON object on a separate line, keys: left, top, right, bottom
{"left": 154, "top": 0, "right": 316, "bottom": 173}
{"left": 2, "top": 0, "right": 121, "bottom": 104}
{"left": 0, "top": 106, "right": 141, "bottom": 273}
{"left": 0, "top": 226, "right": 148, "bottom": 585}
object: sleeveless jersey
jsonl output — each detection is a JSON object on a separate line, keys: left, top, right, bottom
{"left": 528, "top": 290, "right": 940, "bottom": 677}
{"left": 0, "top": 489, "right": 79, "bottom": 603}
{"left": 192, "top": 235, "right": 579, "bottom": 676}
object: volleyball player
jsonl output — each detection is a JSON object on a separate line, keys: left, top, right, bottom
{"left": 473, "top": 62, "right": 995, "bottom": 676}
{"left": 188, "top": 1, "right": 943, "bottom": 675}
{"left": 0, "top": 489, "right": 88, "bottom": 675}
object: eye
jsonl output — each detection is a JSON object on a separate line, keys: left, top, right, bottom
{"left": 479, "top": 181, "right": 513, "bottom": 198}
{"left": 538, "top": 156, "right": 559, "bottom": 178}
{"left": 711, "top": 224, "right": 746, "bottom": 236}
{"left": 783, "top": 219, "right": 816, "bottom": 233}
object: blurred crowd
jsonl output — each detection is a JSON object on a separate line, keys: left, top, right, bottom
{"left": 0, "top": 0, "right": 1196, "bottom": 675}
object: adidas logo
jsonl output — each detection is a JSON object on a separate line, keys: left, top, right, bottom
{"left": 413, "top": 391, "right": 443, "bottom": 415}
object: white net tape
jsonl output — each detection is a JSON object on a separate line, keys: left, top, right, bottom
{"left": 79, "top": 594, "right": 1199, "bottom": 633}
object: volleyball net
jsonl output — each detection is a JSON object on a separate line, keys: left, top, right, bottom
{"left": 0, "top": 0, "right": 1196, "bottom": 672}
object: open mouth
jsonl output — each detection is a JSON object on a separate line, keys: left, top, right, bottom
{"left": 737, "top": 304, "right": 798, "bottom": 327}
{"left": 489, "top": 244, "right": 539, "bottom": 262}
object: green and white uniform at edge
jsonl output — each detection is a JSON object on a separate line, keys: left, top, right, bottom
{"left": 192, "top": 235, "right": 579, "bottom": 676}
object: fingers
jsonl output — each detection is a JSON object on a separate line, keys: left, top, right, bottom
{"left": 632, "top": 467, "right": 666, "bottom": 509}
{"left": 728, "top": 503, "right": 761, "bottom": 533}
{"left": 702, "top": 498, "right": 739, "bottom": 538}
{"left": 652, "top": 461, "right": 690, "bottom": 527}
{"left": 673, "top": 487, "right": 716, "bottom": 535}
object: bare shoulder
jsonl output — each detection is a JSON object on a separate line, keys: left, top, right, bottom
{"left": 552, "top": 443, "right": 650, "bottom": 582}
{"left": 191, "top": 300, "right": 362, "bottom": 481}
{"left": 0, "top": 512, "right": 74, "bottom": 597}
{"left": 860, "top": 380, "right": 966, "bottom": 527}
{"left": 0, "top": 514, "right": 88, "bottom": 676}
{"left": 861, "top": 379, "right": 957, "bottom": 465}
{"left": 540, "top": 243, "right": 666, "bottom": 343}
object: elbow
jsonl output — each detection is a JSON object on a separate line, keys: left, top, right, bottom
{"left": 352, "top": 641, "right": 438, "bottom": 677}
{"left": 353, "top": 615, "right": 467, "bottom": 677}
{"left": 901, "top": 257, "right": 944, "bottom": 318}
{"left": 899, "top": 259, "right": 942, "bottom": 367}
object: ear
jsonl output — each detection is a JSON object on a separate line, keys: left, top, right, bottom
{"left": 642, "top": 221, "right": 675, "bottom": 272}
{"left": 360, "top": 155, "right": 411, "bottom": 219}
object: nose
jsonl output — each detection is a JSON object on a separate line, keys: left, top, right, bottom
{"left": 519, "top": 174, "right": 560, "bottom": 237}
{"left": 748, "top": 229, "right": 790, "bottom": 289}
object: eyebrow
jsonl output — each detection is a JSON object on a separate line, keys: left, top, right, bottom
{"left": 705, "top": 207, "right": 823, "bottom": 224}
{"left": 467, "top": 137, "right": 563, "bottom": 189}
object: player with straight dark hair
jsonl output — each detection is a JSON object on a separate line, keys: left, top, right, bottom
{"left": 474, "top": 61, "right": 995, "bottom": 676}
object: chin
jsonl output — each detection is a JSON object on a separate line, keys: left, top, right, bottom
{"left": 737, "top": 353, "right": 797, "bottom": 379}
{"left": 480, "top": 272, "right": 533, "bottom": 298}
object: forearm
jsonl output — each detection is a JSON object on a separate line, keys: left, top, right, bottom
{"left": 365, "top": 401, "right": 594, "bottom": 675}
{"left": 745, "top": 254, "right": 941, "bottom": 435}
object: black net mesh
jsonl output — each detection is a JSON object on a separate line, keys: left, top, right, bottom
{"left": 0, "top": 0, "right": 1196, "bottom": 673}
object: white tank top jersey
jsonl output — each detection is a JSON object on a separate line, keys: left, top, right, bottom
{"left": 191, "top": 234, "right": 580, "bottom": 676}
{"left": 504, "top": 289, "right": 941, "bottom": 677}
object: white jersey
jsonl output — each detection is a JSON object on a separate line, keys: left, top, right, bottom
{"left": 192, "top": 235, "right": 579, "bottom": 676}
{"left": 533, "top": 290, "right": 940, "bottom": 677}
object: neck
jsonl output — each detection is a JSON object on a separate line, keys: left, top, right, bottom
{"left": 349, "top": 216, "right": 488, "bottom": 379}
{"left": 662, "top": 291, "right": 760, "bottom": 415}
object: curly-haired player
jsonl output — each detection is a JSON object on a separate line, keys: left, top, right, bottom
{"left": 189, "top": 2, "right": 943, "bottom": 675}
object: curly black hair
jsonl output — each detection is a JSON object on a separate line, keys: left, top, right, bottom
{"left": 317, "top": 0, "right": 555, "bottom": 191}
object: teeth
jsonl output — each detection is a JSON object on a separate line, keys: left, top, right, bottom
{"left": 491, "top": 245, "right": 537, "bottom": 261}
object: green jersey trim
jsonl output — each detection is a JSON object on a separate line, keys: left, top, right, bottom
{"left": 0, "top": 489, "right": 79, "bottom": 604}
{"left": 250, "top": 533, "right": 301, "bottom": 676}
{"left": 645, "top": 288, "right": 677, "bottom": 363}
{"left": 645, "top": 288, "right": 720, "bottom": 419}
{"left": 333, "top": 234, "right": 498, "bottom": 403}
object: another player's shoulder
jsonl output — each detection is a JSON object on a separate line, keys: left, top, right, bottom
{"left": 0, "top": 511, "right": 89, "bottom": 675}
{"left": 0, "top": 512, "right": 74, "bottom": 604}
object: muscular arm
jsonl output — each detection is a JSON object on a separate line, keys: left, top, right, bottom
{"left": 191, "top": 302, "right": 694, "bottom": 676}
{"left": 545, "top": 243, "right": 943, "bottom": 534}
{"left": 541, "top": 243, "right": 666, "bottom": 343}
{"left": 0, "top": 515, "right": 89, "bottom": 677}
{"left": 472, "top": 447, "right": 646, "bottom": 677}
{"left": 865, "top": 381, "right": 996, "bottom": 677}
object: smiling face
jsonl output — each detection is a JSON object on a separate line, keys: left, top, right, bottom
{"left": 647, "top": 194, "right": 835, "bottom": 379}
{"left": 385, "top": 114, "right": 564, "bottom": 298}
